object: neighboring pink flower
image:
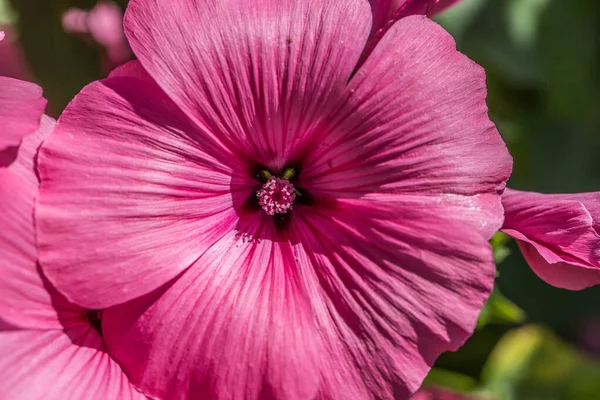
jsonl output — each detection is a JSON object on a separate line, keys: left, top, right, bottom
{"left": 0, "top": 77, "right": 46, "bottom": 153}
{"left": 0, "top": 112, "right": 145, "bottom": 398}
{"left": 36, "top": 0, "right": 511, "bottom": 398}
{"left": 502, "top": 188, "right": 600, "bottom": 290}
{"left": 0, "top": 31, "right": 4, "bottom": 41}
{"left": 63, "top": 1, "right": 133, "bottom": 73}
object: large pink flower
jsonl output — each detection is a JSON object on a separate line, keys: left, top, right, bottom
{"left": 0, "top": 109, "right": 144, "bottom": 399}
{"left": 502, "top": 188, "right": 600, "bottom": 290}
{"left": 0, "top": 77, "right": 46, "bottom": 152}
{"left": 36, "top": 0, "right": 512, "bottom": 398}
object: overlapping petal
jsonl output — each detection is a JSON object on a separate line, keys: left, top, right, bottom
{"left": 104, "top": 200, "right": 494, "bottom": 400}
{"left": 37, "top": 69, "right": 241, "bottom": 309}
{"left": 123, "top": 0, "right": 372, "bottom": 171}
{"left": 0, "top": 77, "right": 46, "bottom": 152}
{"left": 0, "top": 114, "right": 145, "bottom": 399}
{"left": 0, "top": 330, "right": 146, "bottom": 400}
{"left": 301, "top": 16, "right": 512, "bottom": 239}
{"left": 502, "top": 189, "right": 600, "bottom": 290}
{"left": 0, "top": 116, "right": 62, "bottom": 329}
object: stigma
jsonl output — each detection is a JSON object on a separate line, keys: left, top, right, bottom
{"left": 257, "top": 177, "right": 296, "bottom": 216}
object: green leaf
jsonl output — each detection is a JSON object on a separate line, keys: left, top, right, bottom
{"left": 423, "top": 368, "right": 479, "bottom": 393}
{"left": 482, "top": 325, "right": 600, "bottom": 400}
{"left": 477, "top": 289, "right": 526, "bottom": 329}
{"left": 491, "top": 232, "right": 512, "bottom": 266}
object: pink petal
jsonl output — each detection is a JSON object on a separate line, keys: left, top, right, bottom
{"left": 104, "top": 201, "right": 494, "bottom": 399}
{"left": 123, "top": 0, "right": 372, "bottom": 171}
{"left": 108, "top": 59, "right": 153, "bottom": 83}
{"left": 502, "top": 188, "right": 600, "bottom": 290}
{"left": 301, "top": 16, "right": 512, "bottom": 239}
{"left": 37, "top": 70, "right": 243, "bottom": 309}
{"left": 0, "top": 77, "right": 47, "bottom": 151}
{"left": 369, "top": 0, "right": 393, "bottom": 35}
{"left": 0, "top": 329, "right": 146, "bottom": 399}
{"left": 0, "top": 116, "right": 65, "bottom": 330}
{"left": 516, "top": 241, "right": 600, "bottom": 291}
{"left": 297, "top": 201, "right": 495, "bottom": 398}
{"left": 368, "top": 1, "right": 462, "bottom": 44}
{"left": 427, "top": 0, "right": 463, "bottom": 17}
{"left": 104, "top": 217, "right": 321, "bottom": 400}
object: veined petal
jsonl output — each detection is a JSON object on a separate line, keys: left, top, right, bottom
{"left": 0, "top": 116, "right": 64, "bottom": 330}
{"left": 0, "top": 77, "right": 46, "bottom": 151}
{"left": 104, "top": 217, "right": 321, "bottom": 400}
{"left": 301, "top": 16, "right": 511, "bottom": 239}
{"left": 502, "top": 188, "right": 600, "bottom": 290}
{"left": 37, "top": 70, "right": 241, "bottom": 309}
{"left": 123, "top": 0, "right": 372, "bottom": 171}
{"left": 104, "top": 200, "right": 494, "bottom": 399}
{"left": 0, "top": 330, "right": 146, "bottom": 400}
{"left": 295, "top": 200, "right": 495, "bottom": 399}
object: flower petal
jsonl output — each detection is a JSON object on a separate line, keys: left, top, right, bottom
{"left": 123, "top": 0, "right": 372, "bottom": 171}
{"left": 37, "top": 72, "right": 241, "bottom": 309}
{"left": 104, "top": 200, "right": 494, "bottom": 399}
{"left": 502, "top": 189, "right": 600, "bottom": 290}
{"left": 0, "top": 329, "right": 145, "bottom": 400}
{"left": 0, "top": 77, "right": 46, "bottom": 151}
{"left": 104, "top": 217, "right": 321, "bottom": 400}
{"left": 516, "top": 241, "right": 600, "bottom": 291}
{"left": 0, "top": 116, "right": 64, "bottom": 330}
{"left": 301, "top": 16, "right": 512, "bottom": 239}
{"left": 294, "top": 200, "right": 495, "bottom": 399}
{"left": 427, "top": 0, "right": 463, "bottom": 17}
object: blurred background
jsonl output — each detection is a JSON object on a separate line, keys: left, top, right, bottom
{"left": 1, "top": 0, "right": 599, "bottom": 399}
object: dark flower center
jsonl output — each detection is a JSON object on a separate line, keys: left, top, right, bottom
{"left": 87, "top": 309, "right": 103, "bottom": 336}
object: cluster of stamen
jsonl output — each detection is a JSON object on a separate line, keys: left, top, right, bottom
{"left": 256, "top": 177, "right": 297, "bottom": 216}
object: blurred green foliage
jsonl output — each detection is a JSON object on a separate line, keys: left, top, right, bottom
{"left": 482, "top": 326, "right": 600, "bottom": 400}
{"left": 2, "top": 0, "right": 599, "bottom": 399}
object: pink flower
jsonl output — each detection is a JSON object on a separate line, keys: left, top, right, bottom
{"left": 0, "top": 119, "right": 146, "bottom": 399}
{"left": 502, "top": 188, "right": 600, "bottom": 290}
{"left": 36, "top": 0, "right": 511, "bottom": 398}
{"left": 0, "top": 77, "right": 46, "bottom": 153}
{"left": 63, "top": 1, "right": 133, "bottom": 72}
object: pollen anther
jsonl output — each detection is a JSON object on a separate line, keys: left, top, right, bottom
{"left": 257, "top": 177, "right": 297, "bottom": 216}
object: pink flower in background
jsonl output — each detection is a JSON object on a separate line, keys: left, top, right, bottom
{"left": 0, "top": 31, "right": 4, "bottom": 41}
{"left": 36, "top": 0, "right": 511, "bottom": 398}
{"left": 502, "top": 189, "right": 600, "bottom": 290}
{"left": 0, "top": 27, "right": 35, "bottom": 81}
{"left": 0, "top": 77, "right": 46, "bottom": 153}
{"left": 63, "top": 1, "right": 133, "bottom": 72}
{"left": 0, "top": 111, "right": 145, "bottom": 398}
